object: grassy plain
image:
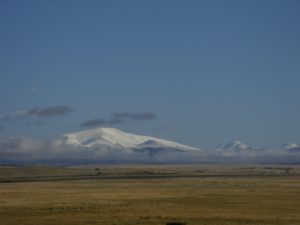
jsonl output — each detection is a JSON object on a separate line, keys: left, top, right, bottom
{"left": 0, "top": 165, "right": 300, "bottom": 225}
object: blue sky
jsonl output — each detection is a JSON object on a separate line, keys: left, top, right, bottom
{"left": 1, "top": 0, "right": 300, "bottom": 148}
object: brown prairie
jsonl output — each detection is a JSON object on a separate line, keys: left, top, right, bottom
{"left": 0, "top": 165, "right": 300, "bottom": 225}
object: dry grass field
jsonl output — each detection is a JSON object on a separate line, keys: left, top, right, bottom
{"left": 0, "top": 165, "right": 300, "bottom": 225}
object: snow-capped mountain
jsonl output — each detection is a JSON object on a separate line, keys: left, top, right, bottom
{"left": 2, "top": 128, "right": 300, "bottom": 164}
{"left": 63, "top": 127, "right": 200, "bottom": 152}
{"left": 281, "top": 143, "right": 300, "bottom": 152}
{"left": 217, "top": 140, "right": 250, "bottom": 150}
{"left": 281, "top": 143, "right": 298, "bottom": 150}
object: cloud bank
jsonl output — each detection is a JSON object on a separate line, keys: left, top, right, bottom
{"left": 0, "top": 136, "right": 203, "bottom": 165}
{"left": 0, "top": 136, "right": 299, "bottom": 165}
{"left": 0, "top": 105, "right": 73, "bottom": 122}
{"left": 80, "top": 112, "right": 156, "bottom": 128}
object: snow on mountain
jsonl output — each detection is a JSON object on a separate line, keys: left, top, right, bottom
{"left": 217, "top": 140, "right": 250, "bottom": 150}
{"left": 1, "top": 129, "right": 300, "bottom": 164}
{"left": 281, "top": 143, "right": 300, "bottom": 152}
{"left": 63, "top": 127, "right": 200, "bottom": 152}
{"left": 281, "top": 143, "right": 299, "bottom": 150}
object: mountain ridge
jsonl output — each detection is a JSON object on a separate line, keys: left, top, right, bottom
{"left": 63, "top": 127, "right": 200, "bottom": 152}
{"left": 217, "top": 140, "right": 250, "bottom": 150}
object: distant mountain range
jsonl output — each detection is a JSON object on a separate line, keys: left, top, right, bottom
{"left": 281, "top": 143, "right": 300, "bottom": 152}
{"left": 217, "top": 139, "right": 300, "bottom": 152}
{"left": 217, "top": 140, "right": 250, "bottom": 150}
{"left": 0, "top": 128, "right": 299, "bottom": 164}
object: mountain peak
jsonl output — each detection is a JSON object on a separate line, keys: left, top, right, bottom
{"left": 63, "top": 127, "right": 200, "bottom": 151}
{"left": 281, "top": 143, "right": 299, "bottom": 150}
{"left": 218, "top": 140, "right": 249, "bottom": 150}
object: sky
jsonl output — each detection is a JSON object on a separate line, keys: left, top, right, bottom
{"left": 1, "top": 0, "right": 300, "bottom": 149}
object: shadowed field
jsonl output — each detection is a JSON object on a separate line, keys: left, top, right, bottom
{"left": 0, "top": 165, "right": 300, "bottom": 225}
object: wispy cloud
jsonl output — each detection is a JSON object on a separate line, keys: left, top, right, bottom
{"left": 80, "top": 111, "right": 156, "bottom": 128}
{"left": 0, "top": 137, "right": 48, "bottom": 157}
{"left": 112, "top": 112, "right": 156, "bottom": 121}
{"left": 80, "top": 119, "right": 105, "bottom": 127}
{"left": 28, "top": 105, "right": 73, "bottom": 117}
{"left": 0, "top": 110, "right": 28, "bottom": 122}
{"left": 0, "top": 105, "right": 73, "bottom": 122}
